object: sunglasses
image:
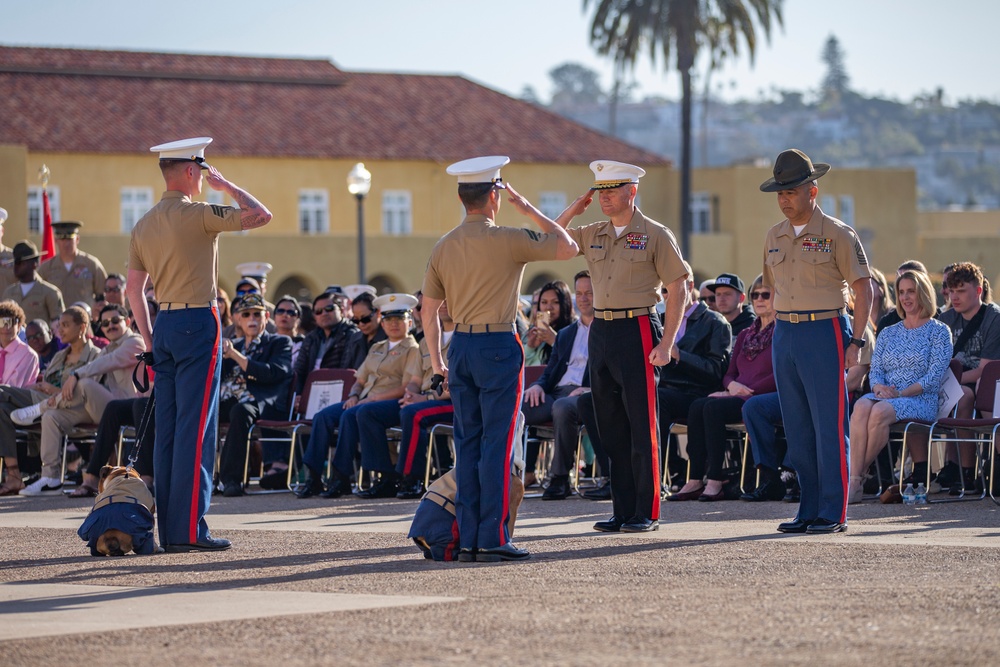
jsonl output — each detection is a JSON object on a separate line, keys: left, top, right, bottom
{"left": 700, "top": 295, "right": 716, "bottom": 304}
{"left": 314, "top": 304, "right": 337, "bottom": 315}
{"left": 750, "top": 291, "right": 771, "bottom": 300}
{"left": 274, "top": 307, "right": 299, "bottom": 317}
{"left": 352, "top": 314, "right": 375, "bottom": 325}
{"left": 239, "top": 311, "right": 263, "bottom": 319}
{"left": 0, "top": 317, "right": 14, "bottom": 328}
{"left": 236, "top": 288, "right": 258, "bottom": 296}
{"left": 100, "top": 315, "right": 124, "bottom": 327}
{"left": 105, "top": 285, "right": 122, "bottom": 293}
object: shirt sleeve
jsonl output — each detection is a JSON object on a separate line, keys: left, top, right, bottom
{"left": 202, "top": 203, "right": 244, "bottom": 234}
{"left": 128, "top": 234, "right": 146, "bottom": 274}
{"left": 422, "top": 250, "right": 446, "bottom": 301}
{"left": 506, "top": 227, "right": 559, "bottom": 264}
{"left": 977, "top": 308, "right": 1000, "bottom": 360}
{"left": 403, "top": 342, "right": 423, "bottom": 380}
{"left": 565, "top": 226, "right": 585, "bottom": 257}
{"left": 837, "top": 224, "right": 872, "bottom": 285}
{"left": 653, "top": 227, "right": 688, "bottom": 286}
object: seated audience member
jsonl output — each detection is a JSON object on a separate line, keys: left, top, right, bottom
{"left": 72, "top": 396, "right": 155, "bottom": 497}
{"left": 709, "top": 273, "right": 756, "bottom": 339}
{"left": 3, "top": 241, "right": 65, "bottom": 325}
{"left": 25, "top": 319, "right": 63, "bottom": 375}
{"left": 848, "top": 270, "right": 951, "bottom": 503}
{"left": 740, "top": 391, "right": 788, "bottom": 501}
{"left": 868, "top": 268, "right": 894, "bottom": 329}
{"left": 216, "top": 287, "right": 233, "bottom": 331}
{"left": 658, "top": 263, "right": 733, "bottom": 484}
{"left": 104, "top": 273, "right": 126, "bottom": 308}
{"left": 0, "top": 301, "right": 40, "bottom": 389}
{"left": 272, "top": 295, "right": 305, "bottom": 367}
{"left": 346, "top": 292, "right": 385, "bottom": 369}
{"left": 845, "top": 288, "right": 877, "bottom": 401}
{"left": 297, "top": 299, "right": 317, "bottom": 335}
{"left": 698, "top": 279, "right": 717, "bottom": 311}
{"left": 909, "top": 262, "right": 1000, "bottom": 492}
{"left": 411, "top": 290, "right": 425, "bottom": 342}
{"left": 358, "top": 302, "right": 455, "bottom": 500}
{"left": 573, "top": 390, "right": 613, "bottom": 500}
{"left": 0, "top": 306, "right": 101, "bottom": 495}
{"left": 216, "top": 293, "right": 293, "bottom": 497}
{"left": 520, "top": 271, "right": 593, "bottom": 497}
{"left": 876, "top": 260, "right": 932, "bottom": 335}
{"left": 297, "top": 294, "right": 421, "bottom": 499}
{"left": 292, "top": 292, "right": 359, "bottom": 399}
{"left": 670, "top": 275, "right": 776, "bottom": 501}
{"left": 523, "top": 280, "right": 576, "bottom": 367}
{"left": 222, "top": 278, "right": 276, "bottom": 338}
{"left": 17, "top": 305, "right": 145, "bottom": 497}
{"left": 73, "top": 301, "right": 109, "bottom": 349}
{"left": 90, "top": 293, "right": 106, "bottom": 338}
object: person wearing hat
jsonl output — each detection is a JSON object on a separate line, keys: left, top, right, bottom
{"left": 216, "top": 293, "right": 293, "bottom": 497}
{"left": 421, "top": 155, "right": 578, "bottom": 562}
{"left": 296, "top": 293, "right": 421, "bottom": 499}
{"left": 710, "top": 273, "right": 756, "bottom": 340}
{"left": 236, "top": 261, "right": 273, "bottom": 298}
{"left": 38, "top": 221, "right": 108, "bottom": 308}
{"left": 222, "top": 277, "right": 276, "bottom": 338}
{"left": 760, "top": 149, "right": 872, "bottom": 535}
{"left": 2, "top": 240, "right": 65, "bottom": 325}
{"left": 554, "top": 160, "right": 689, "bottom": 534}
{"left": 0, "top": 207, "right": 16, "bottom": 295}
{"left": 126, "top": 136, "right": 272, "bottom": 552}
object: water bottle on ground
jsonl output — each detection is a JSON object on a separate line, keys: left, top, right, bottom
{"left": 915, "top": 482, "right": 927, "bottom": 505}
{"left": 902, "top": 483, "right": 916, "bottom": 506}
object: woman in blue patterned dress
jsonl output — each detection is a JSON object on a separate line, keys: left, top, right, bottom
{"left": 848, "top": 270, "right": 952, "bottom": 503}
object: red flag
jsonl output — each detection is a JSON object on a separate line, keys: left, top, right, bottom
{"left": 41, "top": 188, "right": 55, "bottom": 261}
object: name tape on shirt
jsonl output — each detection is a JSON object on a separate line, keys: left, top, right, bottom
{"left": 624, "top": 233, "right": 648, "bottom": 250}
{"left": 801, "top": 236, "right": 832, "bottom": 253}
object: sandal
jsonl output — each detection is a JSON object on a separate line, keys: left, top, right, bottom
{"left": 0, "top": 470, "right": 25, "bottom": 496}
{"left": 68, "top": 484, "right": 98, "bottom": 498}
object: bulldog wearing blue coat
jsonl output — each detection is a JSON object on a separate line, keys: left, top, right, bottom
{"left": 78, "top": 466, "right": 158, "bottom": 556}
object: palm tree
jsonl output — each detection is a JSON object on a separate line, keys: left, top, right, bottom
{"left": 584, "top": 0, "right": 783, "bottom": 259}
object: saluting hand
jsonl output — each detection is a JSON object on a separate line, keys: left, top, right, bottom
{"left": 505, "top": 184, "right": 533, "bottom": 215}
{"left": 205, "top": 165, "right": 230, "bottom": 192}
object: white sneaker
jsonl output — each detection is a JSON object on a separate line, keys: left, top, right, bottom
{"left": 20, "top": 476, "right": 63, "bottom": 496}
{"left": 11, "top": 400, "right": 46, "bottom": 426}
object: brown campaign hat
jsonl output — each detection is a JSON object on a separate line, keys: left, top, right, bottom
{"left": 759, "top": 149, "right": 831, "bottom": 192}
{"left": 12, "top": 240, "right": 41, "bottom": 262}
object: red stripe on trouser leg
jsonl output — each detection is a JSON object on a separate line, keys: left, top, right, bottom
{"left": 189, "top": 307, "right": 220, "bottom": 542}
{"left": 402, "top": 405, "right": 454, "bottom": 475}
{"left": 497, "top": 335, "right": 524, "bottom": 546}
{"left": 637, "top": 315, "right": 661, "bottom": 519}
{"left": 445, "top": 519, "right": 460, "bottom": 561}
{"left": 832, "top": 320, "right": 848, "bottom": 523}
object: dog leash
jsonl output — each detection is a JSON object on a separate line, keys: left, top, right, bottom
{"left": 127, "top": 353, "right": 156, "bottom": 472}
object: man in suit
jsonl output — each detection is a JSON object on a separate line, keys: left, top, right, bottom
{"left": 520, "top": 271, "right": 597, "bottom": 500}
{"left": 217, "top": 293, "right": 293, "bottom": 497}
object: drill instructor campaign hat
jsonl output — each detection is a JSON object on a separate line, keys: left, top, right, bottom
{"left": 759, "top": 149, "right": 830, "bottom": 192}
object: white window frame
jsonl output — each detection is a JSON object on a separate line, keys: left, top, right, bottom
{"left": 120, "top": 187, "right": 154, "bottom": 233}
{"left": 381, "top": 190, "right": 412, "bottom": 236}
{"left": 839, "top": 195, "right": 855, "bottom": 227}
{"left": 820, "top": 195, "right": 837, "bottom": 216}
{"left": 27, "top": 186, "right": 60, "bottom": 234}
{"left": 690, "top": 191, "right": 713, "bottom": 234}
{"left": 298, "top": 189, "right": 329, "bottom": 235}
{"left": 538, "top": 191, "right": 567, "bottom": 222}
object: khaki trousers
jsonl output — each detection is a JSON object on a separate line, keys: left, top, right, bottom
{"left": 39, "top": 379, "right": 115, "bottom": 479}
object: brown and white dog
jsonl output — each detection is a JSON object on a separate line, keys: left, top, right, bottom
{"left": 78, "top": 466, "right": 157, "bottom": 557}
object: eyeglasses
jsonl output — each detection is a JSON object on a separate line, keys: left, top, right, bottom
{"left": 274, "top": 308, "right": 299, "bottom": 317}
{"left": 105, "top": 285, "right": 122, "bottom": 293}
{"left": 750, "top": 291, "right": 771, "bottom": 301}
{"left": 100, "top": 315, "right": 124, "bottom": 328}
{"left": 352, "top": 314, "right": 375, "bottom": 325}
{"left": 314, "top": 304, "right": 337, "bottom": 315}
{"left": 239, "top": 311, "right": 263, "bottom": 319}
{"left": 236, "top": 288, "right": 258, "bottom": 296}
{"left": 0, "top": 317, "right": 14, "bottom": 329}
{"left": 700, "top": 295, "right": 716, "bottom": 304}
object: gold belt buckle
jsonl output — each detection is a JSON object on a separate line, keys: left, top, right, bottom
{"left": 788, "top": 313, "right": 800, "bottom": 324}
{"left": 603, "top": 310, "right": 613, "bottom": 321}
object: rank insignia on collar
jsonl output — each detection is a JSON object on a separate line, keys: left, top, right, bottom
{"left": 624, "top": 233, "right": 648, "bottom": 250}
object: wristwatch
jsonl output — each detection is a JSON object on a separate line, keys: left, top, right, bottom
{"left": 849, "top": 337, "right": 866, "bottom": 348}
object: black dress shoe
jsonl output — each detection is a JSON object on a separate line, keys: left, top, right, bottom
{"left": 805, "top": 518, "right": 847, "bottom": 534}
{"left": 457, "top": 548, "right": 477, "bottom": 562}
{"left": 621, "top": 517, "right": 659, "bottom": 533}
{"left": 666, "top": 486, "right": 705, "bottom": 501}
{"left": 164, "top": 536, "right": 232, "bottom": 552}
{"left": 295, "top": 476, "right": 325, "bottom": 499}
{"left": 777, "top": 518, "right": 813, "bottom": 533}
{"left": 396, "top": 477, "right": 425, "bottom": 499}
{"left": 477, "top": 543, "right": 531, "bottom": 562}
{"left": 741, "top": 478, "right": 786, "bottom": 502}
{"left": 319, "top": 477, "right": 352, "bottom": 499}
{"left": 542, "top": 474, "right": 571, "bottom": 501}
{"left": 222, "top": 482, "right": 245, "bottom": 497}
{"left": 593, "top": 516, "right": 626, "bottom": 532}
{"left": 582, "top": 481, "right": 611, "bottom": 501}
{"left": 356, "top": 474, "right": 400, "bottom": 499}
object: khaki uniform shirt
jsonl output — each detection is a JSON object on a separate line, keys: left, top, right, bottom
{"left": 762, "top": 207, "right": 871, "bottom": 313}
{"left": 566, "top": 208, "right": 687, "bottom": 310}
{"left": 128, "top": 191, "right": 242, "bottom": 304}
{"left": 418, "top": 333, "right": 453, "bottom": 392}
{"left": 39, "top": 251, "right": 108, "bottom": 307}
{"left": 423, "top": 214, "right": 559, "bottom": 325}
{"left": 0, "top": 245, "right": 15, "bottom": 295}
{"left": 353, "top": 336, "right": 421, "bottom": 399}
{"left": 74, "top": 329, "right": 146, "bottom": 399}
{"left": 3, "top": 278, "right": 65, "bottom": 324}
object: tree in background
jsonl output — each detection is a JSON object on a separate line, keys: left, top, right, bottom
{"left": 549, "top": 62, "right": 606, "bottom": 107}
{"left": 584, "top": 0, "right": 783, "bottom": 259}
{"left": 820, "top": 34, "right": 850, "bottom": 105}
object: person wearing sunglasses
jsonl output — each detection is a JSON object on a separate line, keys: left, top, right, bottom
{"left": 216, "top": 293, "right": 293, "bottom": 497}
{"left": 297, "top": 293, "right": 421, "bottom": 499}
{"left": 345, "top": 292, "right": 385, "bottom": 369}
{"left": 291, "top": 293, "right": 360, "bottom": 405}
{"left": 0, "top": 300, "right": 41, "bottom": 496}
{"left": 104, "top": 273, "right": 127, "bottom": 307}
{"left": 15, "top": 304, "right": 146, "bottom": 497}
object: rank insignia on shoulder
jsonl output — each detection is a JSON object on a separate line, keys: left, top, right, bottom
{"left": 624, "top": 233, "right": 648, "bottom": 250}
{"left": 523, "top": 229, "right": 541, "bottom": 242}
{"left": 210, "top": 204, "right": 231, "bottom": 218}
{"left": 854, "top": 239, "right": 868, "bottom": 266}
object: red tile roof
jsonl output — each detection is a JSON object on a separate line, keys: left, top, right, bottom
{"left": 0, "top": 45, "right": 669, "bottom": 166}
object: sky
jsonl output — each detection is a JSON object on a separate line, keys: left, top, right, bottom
{"left": 3, "top": 0, "right": 999, "bottom": 105}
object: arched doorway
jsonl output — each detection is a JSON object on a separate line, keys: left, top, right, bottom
{"left": 271, "top": 275, "right": 315, "bottom": 302}
{"left": 369, "top": 273, "right": 404, "bottom": 295}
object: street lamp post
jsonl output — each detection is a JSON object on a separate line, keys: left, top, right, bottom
{"left": 346, "top": 162, "right": 372, "bottom": 284}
